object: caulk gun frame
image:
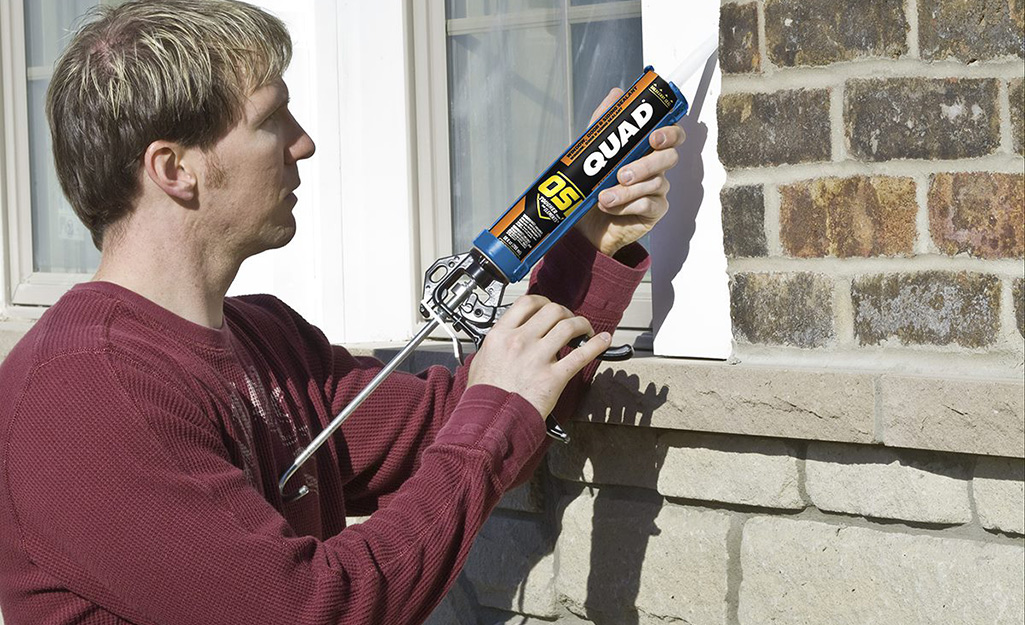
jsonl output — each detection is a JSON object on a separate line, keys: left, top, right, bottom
{"left": 278, "top": 281, "right": 478, "bottom": 502}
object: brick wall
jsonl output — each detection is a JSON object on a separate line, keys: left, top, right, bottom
{"left": 717, "top": 0, "right": 1024, "bottom": 364}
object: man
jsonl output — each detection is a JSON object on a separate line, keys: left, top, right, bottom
{"left": 0, "top": 1, "right": 684, "bottom": 624}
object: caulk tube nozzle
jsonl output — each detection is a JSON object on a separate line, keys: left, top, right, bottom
{"left": 665, "top": 34, "right": 719, "bottom": 87}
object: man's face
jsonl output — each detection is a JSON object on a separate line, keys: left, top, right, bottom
{"left": 198, "top": 78, "right": 315, "bottom": 257}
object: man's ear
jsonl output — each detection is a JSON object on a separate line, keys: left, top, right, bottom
{"left": 143, "top": 140, "right": 197, "bottom": 202}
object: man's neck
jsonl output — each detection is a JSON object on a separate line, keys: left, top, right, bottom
{"left": 93, "top": 229, "right": 240, "bottom": 329}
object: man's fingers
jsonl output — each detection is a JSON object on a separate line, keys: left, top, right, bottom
{"left": 520, "top": 302, "right": 575, "bottom": 339}
{"left": 496, "top": 294, "right": 550, "bottom": 328}
{"left": 596, "top": 197, "right": 669, "bottom": 225}
{"left": 556, "top": 332, "right": 612, "bottom": 377}
{"left": 543, "top": 316, "right": 595, "bottom": 352}
{"left": 617, "top": 145, "right": 680, "bottom": 186}
{"left": 588, "top": 88, "right": 624, "bottom": 126}
{"left": 649, "top": 125, "right": 686, "bottom": 150}
{"left": 599, "top": 176, "right": 669, "bottom": 210}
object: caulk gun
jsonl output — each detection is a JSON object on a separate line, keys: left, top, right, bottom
{"left": 279, "top": 38, "right": 716, "bottom": 501}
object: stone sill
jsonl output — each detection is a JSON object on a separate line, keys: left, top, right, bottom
{"left": 348, "top": 341, "right": 1025, "bottom": 459}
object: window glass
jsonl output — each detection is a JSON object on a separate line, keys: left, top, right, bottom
{"left": 446, "top": 2, "right": 644, "bottom": 254}
{"left": 570, "top": 18, "right": 642, "bottom": 136}
{"left": 446, "top": 0, "right": 554, "bottom": 20}
{"left": 23, "top": 0, "right": 103, "bottom": 273}
{"left": 447, "top": 25, "right": 570, "bottom": 250}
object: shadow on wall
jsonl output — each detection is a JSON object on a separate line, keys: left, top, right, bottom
{"left": 577, "top": 369, "right": 670, "bottom": 427}
{"left": 570, "top": 383, "right": 670, "bottom": 625}
{"left": 446, "top": 369, "right": 671, "bottom": 624}
{"left": 650, "top": 51, "right": 717, "bottom": 337}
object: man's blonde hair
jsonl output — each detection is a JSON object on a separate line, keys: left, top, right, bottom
{"left": 46, "top": 0, "right": 292, "bottom": 249}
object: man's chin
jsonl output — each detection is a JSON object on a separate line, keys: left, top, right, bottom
{"left": 247, "top": 221, "right": 297, "bottom": 257}
{"left": 267, "top": 223, "right": 297, "bottom": 250}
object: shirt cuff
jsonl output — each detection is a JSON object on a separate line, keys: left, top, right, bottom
{"left": 528, "top": 227, "right": 650, "bottom": 314}
{"left": 434, "top": 384, "right": 546, "bottom": 488}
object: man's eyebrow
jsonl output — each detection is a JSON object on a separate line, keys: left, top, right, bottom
{"left": 268, "top": 86, "right": 290, "bottom": 112}
{"left": 253, "top": 86, "right": 289, "bottom": 123}
{"left": 275, "top": 87, "right": 291, "bottom": 108}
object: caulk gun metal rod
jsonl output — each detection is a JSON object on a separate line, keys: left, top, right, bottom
{"left": 278, "top": 281, "right": 476, "bottom": 496}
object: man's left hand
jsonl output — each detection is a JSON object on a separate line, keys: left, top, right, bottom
{"left": 574, "top": 88, "right": 686, "bottom": 257}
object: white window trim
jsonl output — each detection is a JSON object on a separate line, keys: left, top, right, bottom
{"left": 410, "top": 0, "right": 653, "bottom": 332}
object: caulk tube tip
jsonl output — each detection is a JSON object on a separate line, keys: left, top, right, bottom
{"left": 665, "top": 34, "right": 719, "bottom": 88}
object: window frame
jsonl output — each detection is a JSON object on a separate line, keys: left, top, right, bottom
{"left": 0, "top": 0, "right": 115, "bottom": 318}
{"left": 411, "top": 0, "right": 653, "bottom": 332}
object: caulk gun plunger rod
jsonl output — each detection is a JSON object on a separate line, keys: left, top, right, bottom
{"left": 278, "top": 281, "right": 477, "bottom": 500}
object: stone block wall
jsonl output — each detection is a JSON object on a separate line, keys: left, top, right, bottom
{"left": 418, "top": 420, "right": 1023, "bottom": 625}
{"left": 342, "top": 340, "right": 1024, "bottom": 624}
{"left": 717, "top": 0, "right": 1024, "bottom": 367}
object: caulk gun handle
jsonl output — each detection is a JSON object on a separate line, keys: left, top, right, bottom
{"left": 567, "top": 335, "right": 634, "bottom": 361}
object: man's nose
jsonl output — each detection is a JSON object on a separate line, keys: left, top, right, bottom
{"left": 293, "top": 127, "right": 315, "bottom": 161}
{"left": 288, "top": 114, "right": 316, "bottom": 162}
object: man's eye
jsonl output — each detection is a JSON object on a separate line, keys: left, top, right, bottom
{"left": 260, "top": 110, "right": 281, "bottom": 127}
{"left": 264, "top": 105, "right": 291, "bottom": 125}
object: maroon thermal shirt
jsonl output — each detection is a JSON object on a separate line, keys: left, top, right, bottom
{"left": 0, "top": 231, "right": 648, "bottom": 625}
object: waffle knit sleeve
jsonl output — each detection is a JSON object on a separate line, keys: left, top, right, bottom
{"left": 4, "top": 349, "right": 545, "bottom": 625}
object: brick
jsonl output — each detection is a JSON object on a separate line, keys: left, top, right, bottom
{"left": 846, "top": 78, "right": 1001, "bottom": 161}
{"left": 1014, "top": 278, "right": 1025, "bottom": 338}
{"left": 918, "top": 0, "right": 1025, "bottom": 62}
{"left": 720, "top": 2, "right": 760, "bottom": 74}
{"left": 656, "top": 432, "right": 804, "bottom": 509}
{"left": 718, "top": 89, "right": 831, "bottom": 168}
{"left": 577, "top": 360, "right": 876, "bottom": 444}
{"left": 721, "top": 185, "right": 767, "bottom": 257}
{"left": 765, "top": 0, "right": 907, "bottom": 66}
{"left": 806, "top": 442, "right": 972, "bottom": 524}
{"left": 974, "top": 456, "right": 1025, "bottom": 535}
{"left": 556, "top": 489, "right": 730, "bottom": 624}
{"left": 548, "top": 421, "right": 660, "bottom": 489}
{"left": 1012, "top": 79, "right": 1024, "bottom": 155}
{"left": 730, "top": 272, "right": 834, "bottom": 347}
{"left": 463, "top": 514, "right": 556, "bottom": 618}
{"left": 780, "top": 176, "right": 917, "bottom": 257}
{"left": 880, "top": 375, "right": 1025, "bottom": 457}
{"left": 928, "top": 172, "right": 1025, "bottom": 259}
{"left": 851, "top": 271, "right": 1001, "bottom": 347}
{"left": 740, "top": 517, "right": 1025, "bottom": 625}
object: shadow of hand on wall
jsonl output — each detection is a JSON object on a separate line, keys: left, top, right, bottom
{"left": 650, "top": 51, "right": 717, "bottom": 337}
{"left": 576, "top": 369, "right": 669, "bottom": 428}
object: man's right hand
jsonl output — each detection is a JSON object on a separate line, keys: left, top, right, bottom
{"left": 467, "top": 295, "right": 611, "bottom": 418}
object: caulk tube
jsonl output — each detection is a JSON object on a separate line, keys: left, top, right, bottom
{"left": 472, "top": 67, "right": 688, "bottom": 283}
